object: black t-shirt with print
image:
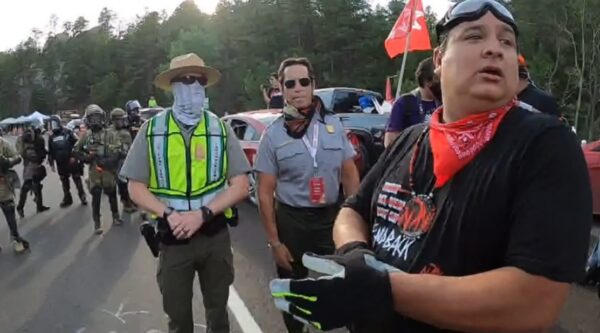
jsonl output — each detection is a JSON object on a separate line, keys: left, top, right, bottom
{"left": 343, "top": 107, "right": 592, "bottom": 332}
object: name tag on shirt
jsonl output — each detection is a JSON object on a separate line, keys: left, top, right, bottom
{"left": 309, "top": 177, "right": 326, "bottom": 204}
{"left": 53, "top": 136, "right": 64, "bottom": 142}
{"left": 326, "top": 125, "right": 335, "bottom": 134}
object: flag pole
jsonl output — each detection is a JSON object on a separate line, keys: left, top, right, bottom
{"left": 395, "top": 31, "right": 413, "bottom": 98}
{"left": 395, "top": 1, "right": 417, "bottom": 98}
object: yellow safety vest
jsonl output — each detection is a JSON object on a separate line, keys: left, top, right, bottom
{"left": 147, "top": 109, "right": 228, "bottom": 211}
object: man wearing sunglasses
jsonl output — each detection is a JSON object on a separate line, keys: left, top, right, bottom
{"left": 269, "top": 1, "right": 592, "bottom": 332}
{"left": 255, "top": 57, "right": 360, "bottom": 333}
{"left": 120, "top": 53, "right": 251, "bottom": 333}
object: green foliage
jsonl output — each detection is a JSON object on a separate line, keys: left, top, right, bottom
{"left": 0, "top": 0, "right": 597, "bottom": 139}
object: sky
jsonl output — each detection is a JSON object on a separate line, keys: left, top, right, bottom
{"left": 0, "top": 0, "right": 451, "bottom": 51}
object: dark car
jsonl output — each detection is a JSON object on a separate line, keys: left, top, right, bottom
{"left": 314, "top": 87, "right": 388, "bottom": 174}
{"left": 315, "top": 87, "right": 384, "bottom": 114}
{"left": 337, "top": 112, "right": 388, "bottom": 177}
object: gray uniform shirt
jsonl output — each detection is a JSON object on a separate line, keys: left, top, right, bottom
{"left": 120, "top": 115, "right": 251, "bottom": 185}
{"left": 255, "top": 113, "right": 356, "bottom": 207}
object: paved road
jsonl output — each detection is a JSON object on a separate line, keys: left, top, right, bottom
{"left": 0, "top": 136, "right": 598, "bottom": 332}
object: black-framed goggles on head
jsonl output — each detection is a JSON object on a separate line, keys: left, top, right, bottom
{"left": 435, "top": 0, "right": 518, "bottom": 43}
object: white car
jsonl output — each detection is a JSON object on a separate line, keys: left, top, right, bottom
{"left": 66, "top": 119, "right": 85, "bottom": 135}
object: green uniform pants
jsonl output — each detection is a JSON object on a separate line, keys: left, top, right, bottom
{"left": 275, "top": 202, "right": 339, "bottom": 333}
{"left": 157, "top": 227, "right": 234, "bottom": 333}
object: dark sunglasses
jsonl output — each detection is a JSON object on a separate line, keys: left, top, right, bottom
{"left": 171, "top": 75, "right": 208, "bottom": 86}
{"left": 283, "top": 77, "right": 312, "bottom": 89}
{"left": 436, "top": 0, "right": 518, "bottom": 43}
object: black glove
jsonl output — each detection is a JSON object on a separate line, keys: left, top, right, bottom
{"left": 270, "top": 251, "right": 401, "bottom": 331}
{"left": 0, "top": 156, "right": 10, "bottom": 172}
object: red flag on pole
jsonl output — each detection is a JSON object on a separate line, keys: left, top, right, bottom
{"left": 385, "top": 0, "right": 432, "bottom": 59}
{"left": 385, "top": 77, "right": 394, "bottom": 102}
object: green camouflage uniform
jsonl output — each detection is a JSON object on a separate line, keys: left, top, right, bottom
{"left": 74, "top": 128, "right": 124, "bottom": 230}
{"left": 16, "top": 131, "right": 49, "bottom": 215}
{"left": 0, "top": 137, "right": 29, "bottom": 252}
{"left": 109, "top": 123, "right": 134, "bottom": 211}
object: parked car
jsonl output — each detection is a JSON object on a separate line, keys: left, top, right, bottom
{"left": 139, "top": 107, "right": 164, "bottom": 121}
{"left": 222, "top": 109, "right": 389, "bottom": 204}
{"left": 222, "top": 110, "right": 281, "bottom": 204}
{"left": 66, "top": 119, "right": 85, "bottom": 136}
{"left": 583, "top": 140, "right": 600, "bottom": 219}
{"left": 314, "top": 87, "right": 384, "bottom": 114}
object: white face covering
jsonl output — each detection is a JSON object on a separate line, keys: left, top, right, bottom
{"left": 172, "top": 81, "right": 205, "bottom": 126}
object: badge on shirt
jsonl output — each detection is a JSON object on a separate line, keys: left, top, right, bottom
{"left": 326, "top": 125, "right": 335, "bottom": 134}
{"left": 195, "top": 145, "right": 205, "bottom": 160}
{"left": 309, "top": 177, "right": 326, "bottom": 204}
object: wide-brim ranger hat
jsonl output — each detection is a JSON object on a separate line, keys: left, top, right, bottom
{"left": 154, "top": 53, "right": 222, "bottom": 91}
{"left": 435, "top": 0, "right": 519, "bottom": 43}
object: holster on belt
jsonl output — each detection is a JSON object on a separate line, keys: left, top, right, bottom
{"left": 140, "top": 221, "right": 160, "bottom": 257}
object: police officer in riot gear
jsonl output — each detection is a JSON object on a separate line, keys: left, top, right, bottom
{"left": 74, "top": 104, "right": 124, "bottom": 234}
{"left": 109, "top": 108, "right": 135, "bottom": 213}
{"left": 0, "top": 132, "right": 29, "bottom": 253}
{"left": 47, "top": 115, "right": 87, "bottom": 207}
{"left": 16, "top": 126, "right": 50, "bottom": 218}
{"left": 125, "top": 100, "right": 143, "bottom": 139}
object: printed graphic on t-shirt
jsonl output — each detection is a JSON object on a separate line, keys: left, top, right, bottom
{"left": 372, "top": 181, "right": 436, "bottom": 270}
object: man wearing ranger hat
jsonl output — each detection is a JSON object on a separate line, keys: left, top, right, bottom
{"left": 120, "top": 53, "right": 250, "bottom": 333}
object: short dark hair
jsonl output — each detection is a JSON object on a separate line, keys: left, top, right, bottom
{"left": 277, "top": 57, "right": 315, "bottom": 84}
{"left": 415, "top": 57, "right": 435, "bottom": 88}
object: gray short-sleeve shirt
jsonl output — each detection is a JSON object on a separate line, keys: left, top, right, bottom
{"left": 254, "top": 113, "right": 356, "bottom": 207}
{"left": 120, "top": 114, "right": 251, "bottom": 184}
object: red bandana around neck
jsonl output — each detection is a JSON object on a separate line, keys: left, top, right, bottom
{"left": 429, "top": 99, "right": 516, "bottom": 189}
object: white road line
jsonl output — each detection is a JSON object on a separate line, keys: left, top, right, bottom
{"left": 228, "top": 286, "right": 264, "bottom": 333}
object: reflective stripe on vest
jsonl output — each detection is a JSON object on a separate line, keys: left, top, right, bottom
{"left": 147, "top": 110, "right": 228, "bottom": 211}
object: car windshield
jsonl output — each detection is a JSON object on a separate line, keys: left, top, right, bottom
{"left": 314, "top": 90, "right": 334, "bottom": 110}
{"left": 140, "top": 108, "right": 163, "bottom": 121}
{"left": 256, "top": 115, "right": 280, "bottom": 127}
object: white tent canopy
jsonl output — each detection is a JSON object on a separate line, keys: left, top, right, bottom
{"left": 0, "top": 117, "right": 17, "bottom": 125}
{"left": 0, "top": 111, "right": 50, "bottom": 126}
{"left": 25, "top": 111, "right": 50, "bottom": 126}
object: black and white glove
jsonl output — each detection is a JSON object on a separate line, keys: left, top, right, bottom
{"left": 270, "top": 250, "right": 402, "bottom": 331}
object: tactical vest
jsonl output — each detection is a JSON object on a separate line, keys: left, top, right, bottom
{"left": 83, "top": 129, "right": 121, "bottom": 171}
{"left": 147, "top": 110, "right": 228, "bottom": 211}
{"left": 50, "top": 129, "right": 73, "bottom": 162}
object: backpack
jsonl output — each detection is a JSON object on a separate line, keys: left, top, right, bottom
{"left": 399, "top": 89, "right": 423, "bottom": 129}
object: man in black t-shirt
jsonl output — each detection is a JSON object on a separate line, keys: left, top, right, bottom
{"left": 269, "top": 1, "right": 593, "bottom": 332}
{"left": 517, "top": 54, "right": 560, "bottom": 117}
